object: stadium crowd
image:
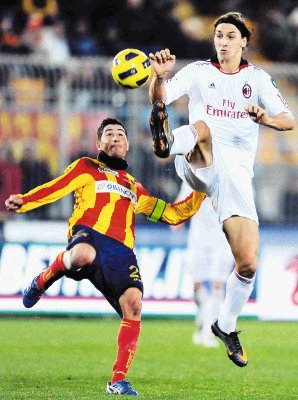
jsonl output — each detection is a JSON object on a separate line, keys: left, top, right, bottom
{"left": 1, "top": 0, "right": 298, "bottom": 61}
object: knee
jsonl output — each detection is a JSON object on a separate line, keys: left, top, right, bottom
{"left": 236, "top": 256, "right": 258, "bottom": 279}
{"left": 69, "top": 250, "right": 95, "bottom": 269}
{"left": 126, "top": 296, "right": 142, "bottom": 317}
{"left": 192, "top": 120, "right": 211, "bottom": 144}
{"left": 121, "top": 290, "right": 142, "bottom": 318}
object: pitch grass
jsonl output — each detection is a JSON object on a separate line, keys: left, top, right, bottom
{"left": 0, "top": 317, "right": 297, "bottom": 400}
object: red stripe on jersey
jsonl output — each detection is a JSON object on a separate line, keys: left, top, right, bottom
{"left": 135, "top": 180, "right": 148, "bottom": 197}
{"left": 76, "top": 190, "right": 110, "bottom": 228}
{"left": 104, "top": 172, "right": 138, "bottom": 243}
{"left": 105, "top": 197, "right": 131, "bottom": 243}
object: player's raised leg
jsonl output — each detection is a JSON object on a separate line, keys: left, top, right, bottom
{"left": 23, "top": 251, "right": 69, "bottom": 308}
{"left": 23, "top": 243, "right": 96, "bottom": 308}
{"left": 149, "top": 101, "right": 213, "bottom": 170}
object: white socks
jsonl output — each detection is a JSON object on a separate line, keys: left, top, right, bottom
{"left": 217, "top": 270, "right": 255, "bottom": 334}
{"left": 170, "top": 125, "right": 198, "bottom": 155}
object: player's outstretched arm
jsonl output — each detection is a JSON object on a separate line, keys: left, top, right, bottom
{"left": 245, "top": 103, "right": 295, "bottom": 131}
{"left": 149, "top": 48, "right": 176, "bottom": 103}
{"left": 8, "top": 159, "right": 90, "bottom": 213}
{"left": 136, "top": 191, "right": 206, "bottom": 224}
{"left": 161, "top": 191, "right": 206, "bottom": 225}
{"left": 5, "top": 195, "right": 23, "bottom": 211}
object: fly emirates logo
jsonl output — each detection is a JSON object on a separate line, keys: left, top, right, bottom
{"left": 95, "top": 180, "right": 137, "bottom": 204}
{"left": 206, "top": 99, "right": 248, "bottom": 119}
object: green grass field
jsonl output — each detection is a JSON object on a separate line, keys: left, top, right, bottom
{"left": 0, "top": 317, "right": 297, "bottom": 400}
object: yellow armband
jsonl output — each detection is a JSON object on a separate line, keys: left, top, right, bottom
{"left": 147, "top": 198, "right": 166, "bottom": 222}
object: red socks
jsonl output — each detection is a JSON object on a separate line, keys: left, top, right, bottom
{"left": 111, "top": 318, "right": 141, "bottom": 384}
{"left": 36, "top": 256, "right": 141, "bottom": 384}
{"left": 36, "top": 251, "right": 67, "bottom": 290}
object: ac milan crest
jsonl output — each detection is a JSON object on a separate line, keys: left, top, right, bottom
{"left": 242, "top": 84, "right": 251, "bottom": 98}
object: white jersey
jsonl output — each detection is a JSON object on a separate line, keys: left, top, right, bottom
{"left": 165, "top": 58, "right": 290, "bottom": 172}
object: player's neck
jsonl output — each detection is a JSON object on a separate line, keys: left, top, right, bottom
{"left": 218, "top": 57, "right": 241, "bottom": 73}
{"left": 97, "top": 151, "right": 128, "bottom": 170}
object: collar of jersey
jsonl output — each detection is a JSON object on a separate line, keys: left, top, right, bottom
{"left": 97, "top": 151, "right": 128, "bottom": 170}
{"left": 210, "top": 55, "right": 249, "bottom": 74}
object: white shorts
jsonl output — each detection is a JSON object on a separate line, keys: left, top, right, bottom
{"left": 186, "top": 198, "right": 234, "bottom": 283}
{"left": 175, "top": 142, "right": 258, "bottom": 225}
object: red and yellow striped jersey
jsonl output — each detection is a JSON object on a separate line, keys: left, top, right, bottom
{"left": 17, "top": 157, "right": 205, "bottom": 248}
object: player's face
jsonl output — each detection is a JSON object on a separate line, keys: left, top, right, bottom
{"left": 97, "top": 124, "right": 129, "bottom": 158}
{"left": 214, "top": 23, "right": 247, "bottom": 62}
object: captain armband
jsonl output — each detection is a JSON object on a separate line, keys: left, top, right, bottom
{"left": 147, "top": 198, "right": 166, "bottom": 222}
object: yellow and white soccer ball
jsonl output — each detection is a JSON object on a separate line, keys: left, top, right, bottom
{"left": 111, "top": 48, "right": 152, "bottom": 89}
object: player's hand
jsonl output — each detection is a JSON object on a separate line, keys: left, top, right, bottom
{"left": 5, "top": 195, "right": 23, "bottom": 211}
{"left": 245, "top": 103, "right": 270, "bottom": 126}
{"left": 149, "top": 48, "right": 176, "bottom": 79}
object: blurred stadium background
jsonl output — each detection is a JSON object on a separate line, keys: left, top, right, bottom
{"left": 0, "top": 0, "right": 297, "bottom": 320}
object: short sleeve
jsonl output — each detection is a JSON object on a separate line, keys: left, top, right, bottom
{"left": 258, "top": 69, "right": 292, "bottom": 116}
{"left": 164, "top": 63, "right": 194, "bottom": 105}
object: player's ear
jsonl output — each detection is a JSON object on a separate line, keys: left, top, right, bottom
{"left": 96, "top": 140, "right": 101, "bottom": 150}
{"left": 241, "top": 37, "right": 247, "bottom": 51}
{"left": 127, "top": 140, "right": 129, "bottom": 151}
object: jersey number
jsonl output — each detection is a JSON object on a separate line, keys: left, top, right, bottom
{"left": 129, "top": 265, "right": 142, "bottom": 283}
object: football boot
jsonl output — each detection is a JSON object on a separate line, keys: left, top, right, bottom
{"left": 211, "top": 320, "right": 248, "bottom": 367}
{"left": 149, "top": 101, "right": 173, "bottom": 158}
{"left": 23, "top": 276, "right": 45, "bottom": 308}
{"left": 106, "top": 380, "right": 138, "bottom": 396}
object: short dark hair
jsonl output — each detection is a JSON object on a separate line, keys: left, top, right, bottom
{"left": 97, "top": 118, "right": 128, "bottom": 139}
{"left": 214, "top": 12, "right": 253, "bottom": 43}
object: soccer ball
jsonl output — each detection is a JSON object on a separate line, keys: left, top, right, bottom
{"left": 111, "top": 48, "right": 152, "bottom": 89}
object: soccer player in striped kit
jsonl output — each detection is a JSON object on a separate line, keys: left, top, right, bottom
{"left": 5, "top": 117, "right": 206, "bottom": 396}
{"left": 149, "top": 12, "right": 295, "bottom": 367}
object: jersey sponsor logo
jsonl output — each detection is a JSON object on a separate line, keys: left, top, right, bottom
{"left": 207, "top": 99, "right": 248, "bottom": 119}
{"left": 242, "top": 84, "right": 251, "bottom": 98}
{"left": 95, "top": 180, "right": 137, "bottom": 204}
{"left": 98, "top": 167, "right": 119, "bottom": 176}
{"left": 206, "top": 105, "right": 248, "bottom": 119}
{"left": 208, "top": 82, "right": 216, "bottom": 89}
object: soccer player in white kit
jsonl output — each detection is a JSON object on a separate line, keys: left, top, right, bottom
{"left": 148, "top": 12, "right": 295, "bottom": 367}
{"left": 176, "top": 182, "right": 234, "bottom": 348}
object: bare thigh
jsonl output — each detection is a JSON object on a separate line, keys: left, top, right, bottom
{"left": 69, "top": 243, "right": 96, "bottom": 268}
{"left": 223, "top": 216, "right": 259, "bottom": 278}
